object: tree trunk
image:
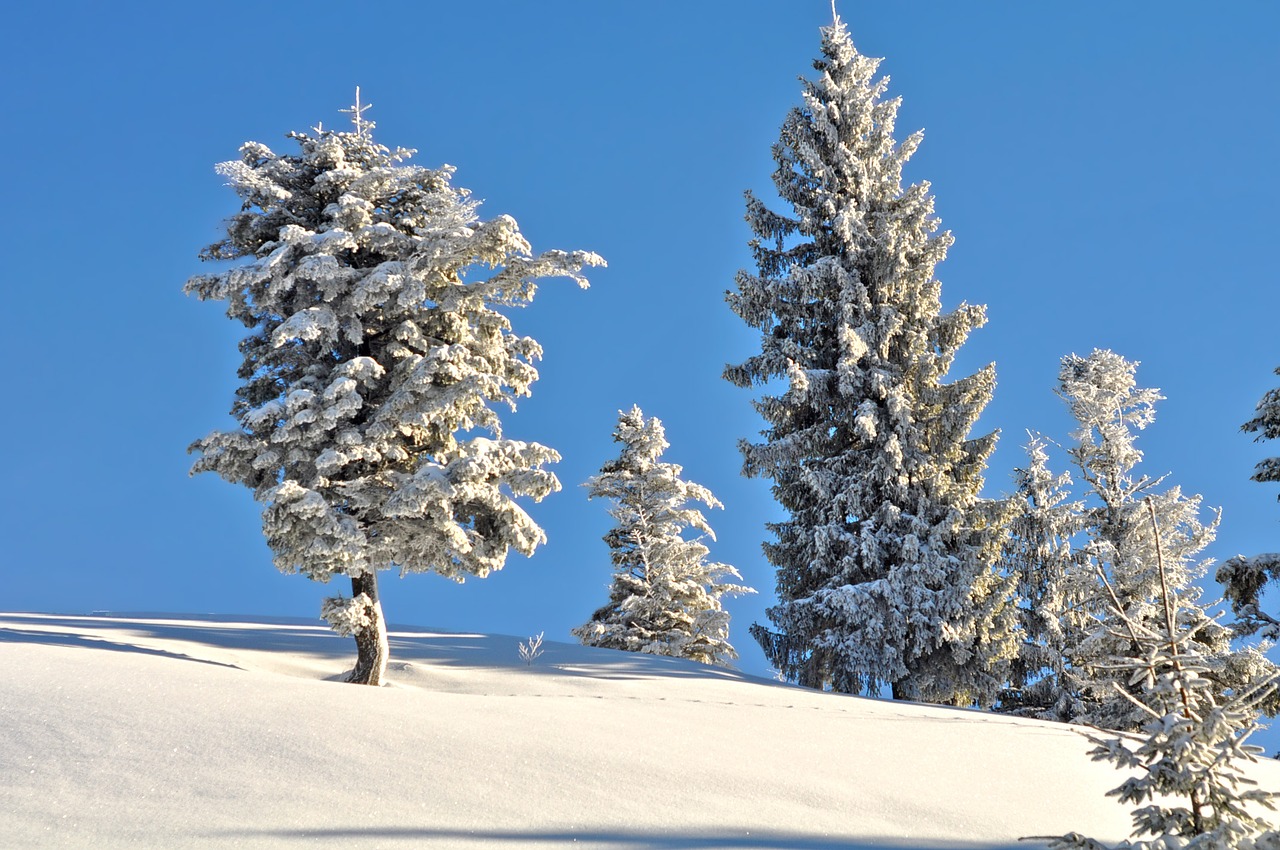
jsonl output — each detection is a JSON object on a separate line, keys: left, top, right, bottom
{"left": 346, "top": 571, "right": 389, "bottom": 686}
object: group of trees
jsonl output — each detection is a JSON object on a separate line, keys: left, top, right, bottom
{"left": 997, "top": 351, "right": 1276, "bottom": 731}
{"left": 184, "top": 92, "right": 745, "bottom": 679}
{"left": 187, "top": 16, "right": 1280, "bottom": 846}
{"left": 720, "top": 13, "right": 1280, "bottom": 846}
{"left": 720, "top": 12, "right": 1278, "bottom": 723}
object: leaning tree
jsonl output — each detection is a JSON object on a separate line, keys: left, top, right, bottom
{"left": 186, "top": 94, "right": 603, "bottom": 684}
{"left": 725, "top": 14, "right": 1016, "bottom": 705}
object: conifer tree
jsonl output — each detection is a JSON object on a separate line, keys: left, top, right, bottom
{"left": 573, "top": 407, "right": 753, "bottom": 666}
{"left": 1218, "top": 553, "right": 1280, "bottom": 640}
{"left": 1057, "top": 351, "right": 1274, "bottom": 730}
{"left": 1217, "top": 369, "right": 1280, "bottom": 640}
{"left": 186, "top": 94, "right": 603, "bottom": 684}
{"left": 997, "top": 434, "right": 1091, "bottom": 721}
{"left": 1047, "top": 504, "right": 1280, "bottom": 850}
{"left": 725, "top": 13, "right": 1016, "bottom": 704}
{"left": 1242, "top": 368, "right": 1280, "bottom": 488}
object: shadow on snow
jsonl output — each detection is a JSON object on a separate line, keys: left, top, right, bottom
{"left": 214, "top": 825, "right": 1048, "bottom": 850}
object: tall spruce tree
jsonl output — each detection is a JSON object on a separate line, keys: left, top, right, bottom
{"left": 186, "top": 94, "right": 603, "bottom": 684}
{"left": 1217, "top": 368, "right": 1280, "bottom": 640}
{"left": 997, "top": 434, "right": 1092, "bottom": 721}
{"left": 1058, "top": 351, "right": 1275, "bottom": 730}
{"left": 725, "top": 15, "right": 1016, "bottom": 705}
{"left": 573, "top": 407, "right": 753, "bottom": 666}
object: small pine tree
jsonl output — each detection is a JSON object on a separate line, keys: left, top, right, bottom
{"left": 573, "top": 407, "right": 754, "bottom": 666}
{"left": 1047, "top": 504, "right": 1280, "bottom": 850}
{"left": 997, "top": 433, "right": 1092, "bottom": 721}
{"left": 186, "top": 93, "right": 603, "bottom": 684}
{"left": 1058, "top": 350, "right": 1275, "bottom": 730}
{"left": 1217, "top": 368, "right": 1280, "bottom": 640}
{"left": 725, "top": 13, "right": 1016, "bottom": 704}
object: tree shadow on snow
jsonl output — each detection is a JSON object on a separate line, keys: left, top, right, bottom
{"left": 219, "top": 825, "right": 1048, "bottom": 849}
{"left": 385, "top": 632, "right": 795, "bottom": 687}
{"left": 0, "top": 626, "right": 243, "bottom": 670}
{"left": 0, "top": 612, "right": 800, "bottom": 688}
{"left": 0, "top": 613, "right": 348, "bottom": 663}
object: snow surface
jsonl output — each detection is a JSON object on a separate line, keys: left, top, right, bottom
{"left": 2, "top": 612, "right": 1276, "bottom": 849}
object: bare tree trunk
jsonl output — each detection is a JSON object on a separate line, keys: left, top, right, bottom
{"left": 346, "top": 571, "right": 388, "bottom": 686}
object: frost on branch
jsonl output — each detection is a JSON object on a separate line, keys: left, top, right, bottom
{"left": 517, "top": 632, "right": 545, "bottom": 666}
{"left": 185, "top": 93, "right": 602, "bottom": 682}
{"left": 321, "top": 593, "right": 378, "bottom": 637}
{"left": 726, "top": 13, "right": 1014, "bottom": 704}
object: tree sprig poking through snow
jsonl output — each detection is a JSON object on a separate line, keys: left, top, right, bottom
{"left": 518, "top": 632, "right": 545, "bottom": 666}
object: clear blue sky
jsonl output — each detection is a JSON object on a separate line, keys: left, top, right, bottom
{"left": 4, "top": 1, "right": 1280, "bottom": 733}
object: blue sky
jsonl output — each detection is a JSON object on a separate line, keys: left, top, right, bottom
{"left": 4, "top": 1, "right": 1280, "bottom": 734}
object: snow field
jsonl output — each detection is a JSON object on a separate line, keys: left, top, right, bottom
{"left": 1, "top": 613, "right": 1236, "bottom": 849}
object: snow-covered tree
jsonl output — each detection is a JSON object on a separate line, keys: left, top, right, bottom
{"left": 186, "top": 94, "right": 603, "bottom": 685}
{"left": 1058, "top": 350, "right": 1275, "bottom": 730}
{"left": 573, "top": 407, "right": 754, "bottom": 666}
{"left": 997, "top": 434, "right": 1092, "bottom": 721}
{"left": 1218, "top": 553, "right": 1280, "bottom": 640}
{"left": 1048, "top": 517, "right": 1280, "bottom": 850}
{"left": 1217, "top": 368, "right": 1280, "bottom": 640}
{"left": 725, "top": 13, "right": 1016, "bottom": 705}
{"left": 1242, "top": 368, "right": 1280, "bottom": 489}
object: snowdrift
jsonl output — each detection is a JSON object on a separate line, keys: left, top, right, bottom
{"left": 3, "top": 612, "right": 1275, "bottom": 849}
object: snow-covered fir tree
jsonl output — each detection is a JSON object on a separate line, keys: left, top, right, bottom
{"left": 1058, "top": 350, "right": 1275, "bottom": 730}
{"left": 186, "top": 93, "right": 603, "bottom": 685}
{"left": 573, "top": 407, "right": 754, "bottom": 666}
{"left": 1217, "top": 367, "right": 1280, "bottom": 641}
{"left": 1242, "top": 368, "right": 1280, "bottom": 490}
{"left": 1049, "top": 522, "right": 1280, "bottom": 850}
{"left": 1218, "top": 553, "right": 1280, "bottom": 640}
{"left": 724, "top": 13, "right": 1016, "bottom": 705}
{"left": 996, "top": 434, "right": 1092, "bottom": 721}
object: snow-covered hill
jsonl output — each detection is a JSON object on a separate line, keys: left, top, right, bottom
{"left": 2, "top": 613, "right": 1275, "bottom": 849}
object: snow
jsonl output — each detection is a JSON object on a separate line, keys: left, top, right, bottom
{"left": 7, "top": 612, "right": 1273, "bottom": 849}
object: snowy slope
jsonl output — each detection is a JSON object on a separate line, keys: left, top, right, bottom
{"left": 2, "top": 613, "right": 1275, "bottom": 850}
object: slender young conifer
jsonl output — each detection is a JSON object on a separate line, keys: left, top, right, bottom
{"left": 575, "top": 407, "right": 753, "bottom": 666}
